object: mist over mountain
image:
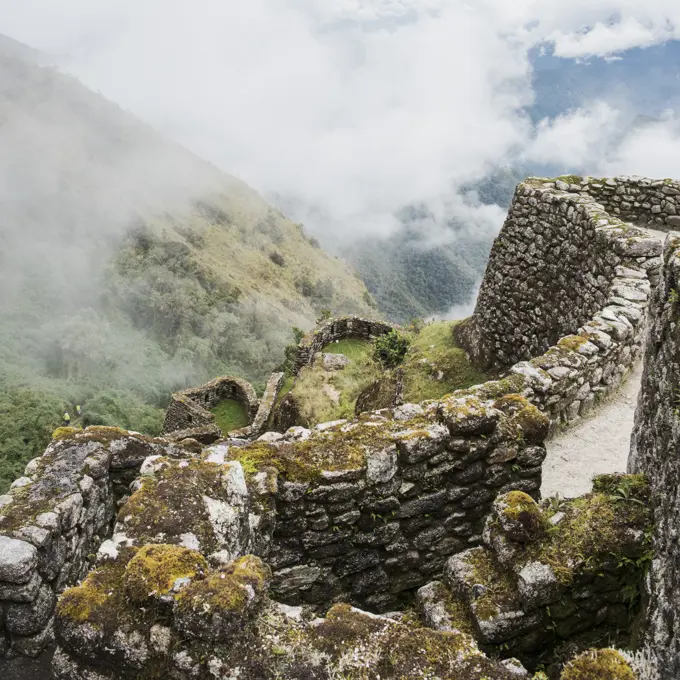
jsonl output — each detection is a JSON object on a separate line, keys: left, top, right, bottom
{"left": 2, "top": 3, "right": 680, "bottom": 486}
{"left": 0, "top": 44, "right": 373, "bottom": 489}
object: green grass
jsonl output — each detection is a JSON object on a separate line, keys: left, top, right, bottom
{"left": 211, "top": 399, "right": 250, "bottom": 434}
{"left": 401, "top": 321, "right": 492, "bottom": 403}
{"left": 289, "top": 338, "right": 380, "bottom": 426}
{"left": 276, "top": 375, "right": 295, "bottom": 404}
{"left": 321, "top": 338, "right": 372, "bottom": 362}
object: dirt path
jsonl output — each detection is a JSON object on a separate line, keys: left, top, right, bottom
{"left": 541, "top": 362, "right": 642, "bottom": 499}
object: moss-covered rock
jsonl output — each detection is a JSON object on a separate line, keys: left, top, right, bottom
{"left": 52, "top": 426, "right": 80, "bottom": 440}
{"left": 174, "top": 555, "right": 270, "bottom": 643}
{"left": 116, "top": 459, "right": 251, "bottom": 556}
{"left": 124, "top": 544, "right": 208, "bottom": 603}
{"left": 492, "top": 394, "right": 550, "bottom": 444}
{"left": 495, "top": 491, "right": 548, "bottom": 543}
{"left": 228, "top": 419, "right": 399, "bottom": 482}
{"left": 560, "top": 649, "right": 636, "bottom": 680}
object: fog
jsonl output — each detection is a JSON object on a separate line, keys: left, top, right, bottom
{"left": 0, "top": 3, "right": 680, "bottom": 326}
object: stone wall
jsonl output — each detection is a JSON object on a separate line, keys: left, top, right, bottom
{"left": 294, "top": 316, "right": 395, "bottom": 374}
{"left": 418, "top": 475, "right": 651, "bottom": 674}
{"left": 0, "top": 389, "right": 549, "bottom": 659}
{"left": 246, "top": 395, "right": 549, "bottom": 612}
{"left": 456, "top": 175, "right": 664, "bottom": 432}
{"left": 584, "top": 175, "right": 680, "bottom": 230}
{"left": 0, "top": 427, "right": 191, "bottom": 657}
{"left": 629, "top": 233, "right": 680, "bottom": 679}
{"left": 162, "top": 375, "right": 259, "bottom": 435}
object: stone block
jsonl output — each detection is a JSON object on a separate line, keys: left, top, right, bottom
{"left": 0, "top": 537, "right": 38, "bottom": 584}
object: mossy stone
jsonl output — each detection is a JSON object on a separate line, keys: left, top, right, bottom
{"left": 561, "top": 649, "right": 636, "bottom": 680}
{"left": 124, "top": 544, "right": 208, "bottom": 603}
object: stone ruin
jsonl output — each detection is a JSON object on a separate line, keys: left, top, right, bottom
{"left": 292, "top": 316, "right": 396, "bottom": 375}
{"left": 2, "top": 175, "right": 680, "bottom": 679}
{"left": 162, "top": 373, "right": 284, "bottom": 440}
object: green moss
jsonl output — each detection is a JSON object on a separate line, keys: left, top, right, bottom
{"left": 124, "top": 544, "right": 208, "bottom": 603}
{"left": 501, "top": 491, "right": 548, "bottom": 540}
{"left": 531, "top": 476, "right": 652, "bottom": 585}
{"left": 561, "top": 649, "right": 635, "bottom": 680}
{"left": 461, "top": 548, "right": 518, "bottom": 621}
{"left": 558, "top": 335, "right": 591, "bottom": 352}
{"left": 512, "top": 403, "right": 550, "bottom": 444}
{"left": 57, "top": 549, "right": 139, "bottom": 629}
{"left": 592, "top": 473, "right": 647, "bottom": 496}
{"left": 51, "top": 426, "right": 80, "bottom": 440}
{"left": 555, "top": 175, "right": 583, "bottom": 185}
{"left": 458, "top": 374, "right": 527, "bottom": 401}
{"left": 230, "top": 420, "right": 396, "bottom": 482}
{"left": 439, "top": 587, "right": 475, "bottom": 635}
{"left": 211, "top": 398, "right": 250, "bottom": 434}
{"left": 401, "top": 321, "right": 492, "bottom": 403}
{"left": 175, "top": 555, "right": 270, "bottom": 613}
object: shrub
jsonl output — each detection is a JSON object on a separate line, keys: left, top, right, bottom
{"left": 372, "top": 330, "right": 410, "bottom": 368}
{"left": 269, "top": 251, "right": 285, "bottom": 267}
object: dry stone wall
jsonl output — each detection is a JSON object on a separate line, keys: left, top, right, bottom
{"left": 418, "top": 476, "right": 651, "bottom": 673}
{"left": 0, "top": 428, "right": 192, "bottom": 658}
{"left": 584, "top": 175, "right": 680, "bottom": 230}
{"left": 294, "top": 316, "right": 395, "bottom": 374}
{"left": 456, "top": 176, "right": 665, "bottom": 432}
{"left": 163, "top": 373, "right": 285, "bottom": 440}
{"left": 629, "top": 233, "right": 680, "bottom": 679}
{"left": 264, "top": 395, "right": 548, "bottom": 611}
{"left": 0, "top": 390, "right": 549, "bottom": 659}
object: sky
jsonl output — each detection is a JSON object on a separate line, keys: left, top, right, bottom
{"left": 2, "top": 1, "right": 680, "bottom": 242}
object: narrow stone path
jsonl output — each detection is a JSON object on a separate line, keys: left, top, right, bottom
{"left": 541, "top": 362, "right": 642, "bottom": 499}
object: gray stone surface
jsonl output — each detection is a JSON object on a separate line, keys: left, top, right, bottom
{"left": 455, "top": 176, "right": 663, "bottom": 431}
{"left": 0, "top": 537, "right": 38, "bottom": 584}
{"left": 629, "top": 233, "right": 680, "bottom": 679}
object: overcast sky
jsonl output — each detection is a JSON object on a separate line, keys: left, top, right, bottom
{"left": 2, "top": 1, "right": 680, "bottom": 240}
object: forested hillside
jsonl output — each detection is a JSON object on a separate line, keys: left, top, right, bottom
{"left": 342, "top": 168, "right": 523, "bottom": 322}
{"left": 0, "top": 46, "right": 374, "bottom": 490}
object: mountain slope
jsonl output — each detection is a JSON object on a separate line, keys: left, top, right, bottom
{"left": 0, "top": 43, "right": 374, "bottom": 490}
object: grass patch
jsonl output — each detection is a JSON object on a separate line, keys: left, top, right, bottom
{"left": 288, "top": 338, "right": 382, "bottom": 426}
{"left": 401, "top": 321, "right": 492, "bottom": 403}
{"left": 211, "top": 399, "right": 249, "bottom": 433}
{"left": 321, "top": 337, "right": 372, "bottom": 363}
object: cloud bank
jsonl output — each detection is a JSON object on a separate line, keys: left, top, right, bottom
{"left": 2, "top": 1, "right": 680, "bottom": 245}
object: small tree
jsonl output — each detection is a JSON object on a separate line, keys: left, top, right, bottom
{"left": 316, "top": 309, "right": 332, "bottom": 324}
{"left": 372, "top": 330, "right": 410, "bottom": 368}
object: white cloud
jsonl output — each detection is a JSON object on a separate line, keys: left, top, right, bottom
{"left": 2, "top": 0, "right": 680, "bottom": 246}
{"left": 525, "top": 103, "right": 622, "bottom": 167}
